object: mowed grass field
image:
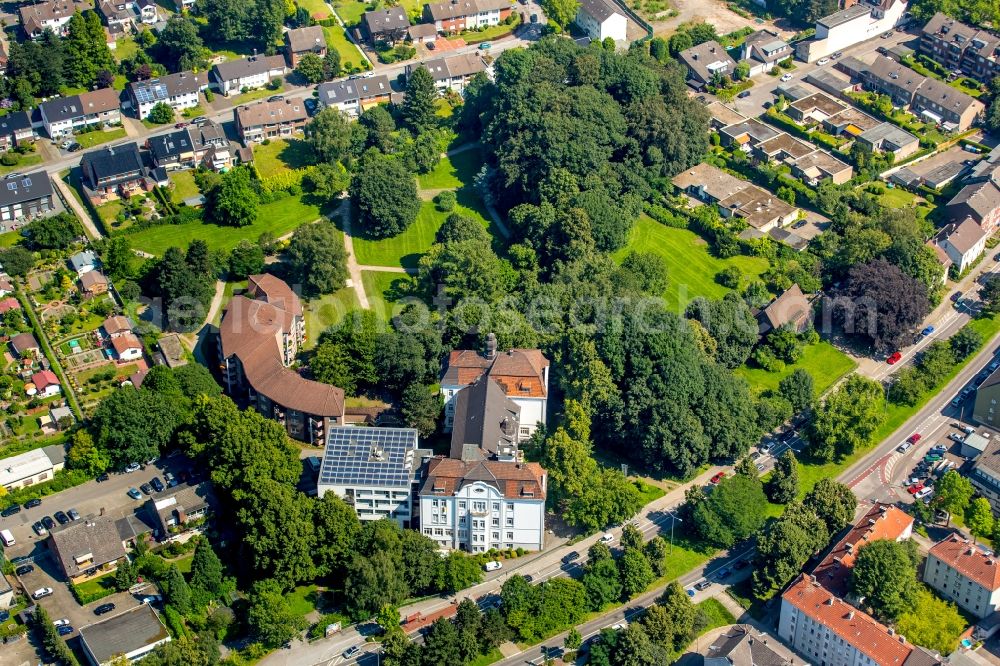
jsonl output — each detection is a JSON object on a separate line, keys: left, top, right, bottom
{"left": 613, "top": 215, "right": 770, "bottom": 312}
{"left": 322, "top": 25, "right": 366, "bottom": 69}
{"left": 417, "top": 148, "right": 485, "bottom": 190}
{"left": 362, "top": 271, "right": 417, "bottom": 319}
{"left": 128, "top": 197, "right": 322, "bottom": 256}
{"left": 736, "top": 341, "right": 857, "bottom": 396}
{"left": 252, "top": 139, "right": 313, "bottom": 179}
{"left": 296, "top": 0, "right": 331, "bottom": 19}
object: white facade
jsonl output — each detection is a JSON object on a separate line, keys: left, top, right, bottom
{"left": 797, "top": 0, "right": 909, "bottom": 62}
{"left": 420, "top": 480, "right": 544, "bottom": 552}
{"left": 133, "top": 86, "right": 201, "bottom": 120}
{"left": 0, "top": 448, "right": 64, "bottom": 492}
{"left": 214, "top": 61, "right": 286, "bottom": 96}
{"left": 575, "top": 5, "right": 627, "bottom": 43}
{"left": 941, "top": 235, "right": 986, "bottom": 274}
{"left": 925, "top": 547, "right": 1000, "bottom": 618}
{"left": 441, "top": 387, "right": 546, "bottom": 437}
{"left": 319, "top": 483, "right": 414, "bottom": 527}
{"left": 115, "top": 346, "right": 143, "bottom": 361}
{"left": 779, "top": 599, "right": 874, "bottom": 666}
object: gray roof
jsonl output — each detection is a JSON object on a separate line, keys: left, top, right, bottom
{"left": 80, "top": 605, "right": 170, "bottom": 665}
{"left": 145, "top": 481, "right": 212, "bottom": 535}
{"left": 867, "top": 55, "right": 925, "bottom": 101}
{"left": 286, "top": 25, "right": 326, "bottom": 52}
{"left": 43, "top": 443, "right": 66, "bottom": 466}
{"left": 147, "top": 129, "right": 193, "bottom": 161}
{"left": 914, "top": 76, "right": 981, "bottom": 117}
{"left": 450, "top": 376, "right": 520, "bottom": 461}
{"left": 211, "top": 55, "right": 285, "bottom": 83}
{"left": 317, "top": 75, "right": 392, "bottom": 105}
{"left": 577, "top": 0, "right": 620, "bottom": 23}
{"left": 319, "top": 426, "right": 424, "bottom": 489}
{"left": 949, "top": 178, "right": 1000, "bottom": 220}
{"left": 938, "top": 217, "right": 986, "bottom": 254}
{"left": 0, "top": 111, "right": 32, "bottom": 135}
{"left": 49, "top": 515, "right": 126, "bottom": 578}
{"left": 416, "top": 53, "right": 487, "bottom": 81}
{"left": 818, "top": 3, "right": 871, "bottom": 29}
{"left": 425, "top": 0, "right": 510, "bottom": 21}
{"left": 0, "top": 171, "right": 52, "bottom": 208}
{"left": 70, "top": 250, "right": 98, "bottom": 272}
{"left": 678, "top": 40, "right": 737, "bottom": 84}
{"left": 858, "top": 122, "right": 918, "bottom": 150}
{"left": 964, "top": 432, "right": 991, "bottom": 453}
{"left": 921, "top": 161, "right": 965, "bottom": 188}
{"left": 0, "top": 572, "right": 11, "bottom": 595}
{"left": 775, "top": 82, "right": 812, "bottom": 101}
{"left": 362, "top": 8, "right": 409, "bottom": 34}
{"left": 9, "top": 332, "right": 39, "bottom": 355}
{"left": 80, "top": 143, "right": 144, "bottom": 186}
{"left": 704, "top": 625, "right": 793, "bottom": 666}
{"left": 804, "top": 68, "right": 853, "bottom": 93}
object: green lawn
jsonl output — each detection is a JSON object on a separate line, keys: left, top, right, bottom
{"left": 252, "top": 139, "right": 314, "bottom": 179}
{"left": 128, "top": 195, "right": 322, "bottom": 255}
{"left": 353, "top": 199, "right": 494, "bottom": 269}
{"left": 75, "top": 127, "right": 127, "bottom": 149}
{"left": 612, "top": 216, "right": 771, "bottom": 312}
{"left": 287, "top": 585, "right": 320, "bottom": 618}
{"left": 695, "top": 598, "right": 737, "bottom": 635}
{"left": 418, "top": 147, "right": 485, "bottom": 190}
{"left": 322, "top": 25, "right": 366, "bottom": 70}
{"left": 169, "top": 170, "right": 201, "bottom": 203}
{"left": 362, "top": 271, "right": 417, "bottom": 319}
{"left": 0, "top": 153, "right": 43, "bottom": 175}
{"left": 0, "top": 231, "right": 21, "bottom": 247}
{"left": 736, "top": 341, "right": 857, "bottom": 396}
{"left": 334, "top": 0, "right": 422, "bottom": 25}
{"left": 113, "top": 35, "right": 139, "bottom": 62}
{"left": 95, "top": 200, "right": 124, "bottom": 225}
{"left": 297, "top": 0, "right": 332, "bottom": 19}
{"left": 233, "top": 84, "right": 285, "bottom": 106}
{"left": 72, "top": 572, "right": 117, "bottom": 601}
{"left": 303, "top": 286, "right": 361, "bottom": 346}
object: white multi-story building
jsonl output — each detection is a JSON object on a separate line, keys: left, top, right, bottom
{"left": 925, "top": 535, "right": 1000, "bottom": 619}
{"left": 210, "top": 55, "right": 287, "bottom": 96}
{"left": 575, "top": 0, "right": 627, "bottom": 43}
{"left": 317, "top": 76, "right": 392, "bottom": 117}
{"left": 316, "top": 426, "right": 431, "bottom": 528}
{"left": 38, "top": 89, "right": 122, "bottom": 140}
{"left": 420, "top": 457, "right": 546, "bottom": 552}
{"left": 796, "top": 0, "right": 910, "bottom": 63}
{"left": 129, "top": 71, "right": 207, "bottom": 120}
{"left": 779, "top": 574, "right": 938, "bottom": 666}
{"left": 440, "top": 334, "right": 549, "bottom": 438}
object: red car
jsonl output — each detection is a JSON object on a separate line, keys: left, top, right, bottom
{"left": 710, "top": 472, "right": 726, "bottom": 484}
{"left": 887, "top": 352, "right": 902, "bottom": 364}
{"left": 907, "top": 433, "right": 922, "bottom": 444}
{"left": 907, "top": 483, "right": 924, "bottom": 495}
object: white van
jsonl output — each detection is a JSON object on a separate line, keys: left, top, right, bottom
{"left": 1, "top": 529, "right": 15, "bottom": 547}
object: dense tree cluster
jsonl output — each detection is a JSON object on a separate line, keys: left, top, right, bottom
{"left": 146, "top": 240, "right": 217, "bottom": 332}
{"left": 24, "top": 213, "right": 84, "bottom": 250}
{"left": 850, "top": 539, "right": 920, "bottom": 621}
{"left": 686, "top": 473, "right": 766, "bottom": 548}
{"left": 806, "top": 375, "right": 886, "bottom": 461}
{"left": 284, "top": 220, "right": 349, "bottom": 296}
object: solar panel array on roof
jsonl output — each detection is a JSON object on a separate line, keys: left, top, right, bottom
{"left": 133, "top": 81, "right": 168, "bottom": 105}
{"left": 319, "top": 426, "right": 419, "bottom": 487}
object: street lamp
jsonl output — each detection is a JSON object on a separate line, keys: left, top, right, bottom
{"left": 666, "top": 510, "right": 683, "bottom": 554}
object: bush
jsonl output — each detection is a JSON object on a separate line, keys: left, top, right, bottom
{"left": 0, "top": 152, "right": 19, "bottom": 166}
{"left": 434, "top": 190, "right": 456, "bottom": 211}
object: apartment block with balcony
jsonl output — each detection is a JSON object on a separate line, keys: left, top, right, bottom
{"left": 920, "top": 12, "right": 1000, "bottom": 84}
{"left": 925, "top": 534, "right": 1000, "bottom": 618}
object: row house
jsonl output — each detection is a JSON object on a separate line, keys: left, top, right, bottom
{"left": 920, "top": 12, "right": 1000, "bottom": 84}
{"left": 740, "top": 29, "right": 793, "bottom": 76}
{"left": 234, "top": 98, "right": 308, "bottom": 145}
{"left": 0, "top": 112, "right": 35, "bottom": 152}
{"left": 128, "top": 71, "right": 206, "bottom": 119}
{"left": 672, "top": 162, "right": 799, "bottom": 233}
{"left": 210, "top": 55, "right": 286, "bottom": 96}
{"left": 0, "top": 171, "right": 54, "bottom": 224}
{"left": 408, "top": 53, "right": 490, "bottom": 94}
{"left": 423, "top": 0, "right": 512, "bottom": 33}
{"left": 677, "top": 40, "right": 737, "bottom": 89}
{"left": 39, "top": 88, "right": 121, "bottom": 139}
{"left": 933, "top": 217, "right": 987, "bottom": 273}
{"left": 19, "top": 0, "right": 91, "bottom": 38}
{"left": 946, "top": 164, "right": 1000, "bottom": 234}
{"left": 149, "top": 120, "right": 234, "bottom": 172}
{"left": 316, "top": 75, "right": 392, "bottom": 117}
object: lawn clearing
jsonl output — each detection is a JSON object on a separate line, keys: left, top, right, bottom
{"left": 297, "top": 0, "right": 331, "bottom": 19}
{"left": 612, "top": 216, "right": 770, "bottom": 312}
{"left": 252, "top": 139, "right": 313, "bottom": 179}
{"left": 0, "top": 231, "right": 21, "bottom": 248}
{"left": 303, "top": 286, "right": 360, "bottom": 346}
{"left": 0, "top": 154, "right": 43, "bottom": 175}
{"left": 113, "top": 35, "right": 139, "bottom": 62}
{"left": 334, "top": 0, "right": 422, "bottom": 25}
{"left": 75, "top": 127, "right": 127, "bottom": 149}
{"left": 233, "top": 84, "right": 285, "bottom": 106}
{"left": 287, "top": 584, "right": 320, "bottom": 618}
{"left": 322, "top": 25, "right": 366, "bottom": 69}
{"left": 128, "top": 195, "right": 322, "bottom": 256}
{"left": 736, "top": 341, "right": 857, "bottom": 396}
{"left": 695, "top": 598, "right": 736, "bottom": 635}
{"left": 362, "top": 271, "right": 418, "bottom": 319}
{"left": 169, "top": 170, "right": 200, "bottom": 204}
{"left": 418, "top": 146, "right": 484, "bottom": 190}
{"left": 95, "top": 200, "right": 124, "bottom": 226}
{"left": 72, "top": 572, "right": 117, "bottom": 601}
{"left": 353, "top": 198, "right": 494, "bottom": 269}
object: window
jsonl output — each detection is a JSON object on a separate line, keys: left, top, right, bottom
{"left": 507, "top": 531, "right": 513, "bottom": 539}
{"left": 492, "top": 503, "right": 500, "bottom": 511}
{"left": 492, "top": 518, "right": 499, "bottom": 526}
{"left": 459, "top": 501, "right": 466, "bottom": 508}
{"left": 506, "top": 517, "right": 513, "bottom": 526}
{"left": 506, "top": 503, "right": 514, "bottom": 511}
{"left": 492, "top": 532, "right": 499, "bottom": 540}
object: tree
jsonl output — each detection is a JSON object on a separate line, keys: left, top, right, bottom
{"left": 401, "top": 66, "right": 437, "bottom": 134}
{"left": 434, "top": 551, "right": 483, "bottom": 594}
{"left": 621, "top": 523, "right": 643, "bottom": 551}
{"left": 324, "top": 49, "right": 341, "bottom": 80}
{"left": 849, "top": 539, "right": 919, "bottom": 621}
{"left": 376, "top": 603, "right": 400, "bottom": 635}
{"left": 104, "top": 236, "right": 133, "bottom": 280}
{"left": 685, "top": 293, "right": 758, "bottom": 369}
{"left": 25, "top": 213, "right": 82, "bottom": 249}
{"left": 400, "top": 383, "right": 440, "bottom": 437}
{"left": 343, "top": 551, "right": 409, "bottom": 618}
{"left": 833, "top": 258, "right": 931, "bottom": 352}
{"left": 305, "top": 108, "right": 354, "bottom": 164}
{"left": 163, "top": 564, "right": 192, "bottom": 614}
{"left": 315, "top": 309, "right": 379, "bottom": 391}
{"left": 982, "top": 275, "right": 1000, "bottom": 315}
{"left": 951, "top": 325, "right": 983, "bottom": 360}
{"left": 658, "top": 582, "right": 697, "bottom": 651}
{"left": 190, "top": 539, "right": 226, "bottom": 600}
{"left": 351, "top": 154, "right": 421, "bottom": 238}
{"left": 67, "top": 429, "right": 109, "bottom": 476}
{"left": 228, "top": 239, "right": 265, "bottom": 278}
{"left": 207, "top": 166, "right": 259, "bottom": 227}
{"left": 565, "top": 628, "right": 583, "bottom": 651}
{"left": 156, "top": 17, "right": 206, "bottom": 71}
{"left": 360, "top": 105, "right": 396, "bottom": 152}
{"left": 896, "top": 588, "right": 966, "bottom": 656}
{"left": 541, "top": 0, "right": 581, "bottom": 25}
{"left": 304, "top": 162, "right": 350, "bottom": 203}
{"left": 422, "top": 617, "right": 462, "bottom": 665}
{"left": 92, "top": 387, "right": 183, "bottom": 468}
{"left": 766, "top": 450, "right": 799, "bottom": 504}
{"left": 967, "top": 497, "right": 995, "bottom": 543}
{"left": 690, "top": 474, "right": 767, "bottom": 548}
{"left": 583, "top": 557, "right": 622, "bottom": 610}
{"left": 934, "top": 470, "right": 974, "bottom": 517}
{"left": 436, "top": 212, "right": 491, "bottom": 245}
{"left": 247, "top": 579, "right": 307, "bottom": 647}
{"left": 644, "top": 537, "right": 668, "bottom": 577}
{"left": 752, "top": 503, "right": 828, "bottom": 597}
{"left": 803, "top": 478, "right": 857, "bottom": 534}
{"left": 284, "top": 220, "right": 348, "bottom": 296}
{"left": 618, "top": 251, "right": 669, "bottom": 296}
{"left": 0, "top": 246, "right": 32, "bottom": 277}
{"left": 313, "top": 493, "right": 361, "bottom": 577}
{"left": 619, "top": 548, "right": 654, "bottom": 597}
{"left": 295, "top": 52, "right": 326, "bottom": 83}
{"left": 148, "top": 102, "right": 174, "bottom": 124}
{"left": 115, "top": 558, "right": 137, "bottom": 591}
{"left": 154, "top": 245, "right": 214, "bottom": 332}
{"left": 807, "top": 375, "right": 886, "bottom": 461}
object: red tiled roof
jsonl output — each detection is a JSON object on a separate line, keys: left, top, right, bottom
{"left": 0, "top": 297, "right": 20, "bottom": 313}
{"left": 443, "top": 348, "right": 549, "bottom": 398}
{"left": 31, "top": 370, "right": 59, "bottom": 389}
{"left": 783, "top": 575, "right": 916, "bottom": 666}
{"left": 929, "top": 535, "right": 1000, "bottom": 591}
{"left": 110, "top": 333, "right": 142, "bottom": 354}
{"left": 420, "top": 456, "right": 546, "bottom": 500}
{"left": 812, "top": 503, "right": 913, "bottom": 597}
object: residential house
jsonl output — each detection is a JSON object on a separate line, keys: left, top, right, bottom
{"left": 361, "top": 8, "right": 410, "bottom": 44}
{"left": 409, "top": 22, "right": 438, "bottom": 44}
{"left": 48, "top": 405, "right": 74, "bottom": 430}
{"left": 317, "top": 75, "right": 393, "bottom": 117}
{"left": 317, "top": 426, "right": 432, "bottom": 527}
{"left": 921, "top": 160, "right": 966, "bottom": 189}
{"left": 705, "top": 101, "right": 747, "bottom": 130}
{"left": 423, "top": 0, "right": 512, "bottom": 33}
{"left": 39, "top": 88, "right": 122, "bottom": 139}
{"left": 0, "top": 275, "right": 13, "bottom": 297}
{"left": 927, "top": 240, "right": 953, "bottom": 278}
{"left": 786, "top": 92, "right": 848, "bottom": 125}
{"left": 285, "top": 25, "right": 326, "bottom": 66}
{"left": 420, "top": 456, "right": 547, "bottom": 552}
{"left": 80, "top": 143, "right": 150, "bottom": 203}
{"left": 0, "top": 445, "right": 65, "bottom": 492}
{"left": 449, "top": 375, "right": 521, "bottom": 461}
{"left": 0, "top": 297, "right": 21, "bottom": 314}
{"left": 440, "top": 333, "right": 549, "bottom": 437}
{"left": 79, "top": 605, "right": 171, "bottom": 666}
{"left": 19, "top": 0, "right": 90, "bottom": 38}
{"left": 111, "top": 332, "right": 143, "bottom": 361}
{"left": 187, "top": 120, "right": 232, "bottom": 171}
{"left": 71, "top": 251, "right": 99, "bottom": 277}
{"left": 967, "top": 427, "right": 1000, "bottom": 511}
{"left": 779, "top": 574, "right": 939, "bottom": 666}
{"left": 147, "top": 129, "right": 196, "bottom": 171}
{"left": 704, "top": 625, "right": 796, "bottom": 666}
{"left": 947, "top": 169, "right": 1000, "bottom": 234}
{"left": 856, "top": 121, "right": 920, "bottom": 159}
{"left": 811, "top": 503, "right": 913, "bottom": 597}
{"left": 0, "top": 171, "right": 54, "bottom": 224}
{"left": 925, "top": 535, "right": 1000, "bottom": 618}
{"left": 157, "top": 333, "right": 187, "bottom": 368}
{"left": 9, "top": 332, "right": 40, "bottom": 357}
{"left": 49, "top": 514, "right": 126, "bottom": 583}
{"left": 718, "top": 118, "right": 780, "bottom": 149}
{"left": 128, "top": 71, "right": 206, "bottom": 120}
{"left": 677, "top": 40, "right": 737, "bottom": 89}
{"left": 575, "top": 0, "right": 627, "bottom": 44}
{"left": 757, "top": 284, "right": 813, "bottom": 335}
{"left": 790, "top": 149, "right": 854, "bottom": 185}
{"left": 795, "top": 0, "right": 910, "bottom": 63}
{"left": 934, "top": 217, "right": 987, "bottom": 273}
{"left": 864, "top": 55, "right": 984, "bottom": 131}
{"left": 173, "top": 0, "right": 193, "bottom": 11}
{"left": 919, "top": 12, "right": 1000, "bottom": 85}
{"left": 235, "top": 98, "right": 308, "bottom": 144}
{"left": 79, "top": 270, "right": 109, "bottom": 296}
{"left": 218, "top": 273, "right": 345, "bottom": 443}
{"left": 754, "top": 132, "right": 815, "bottom": 165}
{"left": 673, "top": 162, "right": 798, "bottom": 232}
{"left": 411, "top": 53, "right": 490, "bottom": 94}
{"left": 30, "top": 369, "right": 61, "bottom": 398}
{"left": 210, "top": 55, "right": 286, "bottom": 96}
{"left": 97, "top": 0, "right": 134, "bottom": 30}
{"left": 0, "top": 111, "right": 35, "bottom": 152}
{"left": 145, "top": 481, "right": 212, "bottom": 539}
{"left": 102, "top": 315, "right": 133, "bottom": 338}
{"left": 740, "top": 29, "right": 792, "bottom": 76}
{"left": 135, "top": 0, "right": 157, "bottom": 24}
{"left": 822, "top": 105, "right": 882, "bottom": 138}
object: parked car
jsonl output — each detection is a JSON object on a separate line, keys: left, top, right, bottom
{"left": 32, "top": 587, "right": 53, "bottom": 599}
{"left": 792, "top": 219, "right": 808, "bottom": 229}
{"left": 150, "top": 477, "right": 164, "bottom": 493}
{"left": 484, "top": 560, "right": 502, "bottom": 572}
{"left": 737, "top": 90, "right": 751, "bottom": 98}
{"left": 716, "top": 568, "right": 731, "bottom": 580}
{"left": 174, "top": 122, "right": 188, "bottom": 129}
{"left": 68, "top": 508, "right": 80, "bottom": 521}
{"left": 897, "top": 442, "right": 912, "bottom": 453}
{"left": 24, "top": 498, "right": 41, "bottom": 509}
{"left": 141, "top": 595, "right": 163, "bottom": 605}
{"left": 759, "top": 441, "right": 775, "bottom": 454}
{"left": 832, "top": 51, "right": 843, "bottom": 58}
{"left": 140, "top": 483, "right": 152, "bottom": 495}
{"left": 0, "top": 611, "right": 9, "bottom": 622}
{"left": 733, "top": 559, "right": 748, "bottom": 570}
{"left": 127, "top": 487, "right": 142, "bottom": 500}
{"left": 951, "top": 395, "right": 963, "bottom": 407}
{"left": 694, "top": 580, "right": 711, "bottom": 590}
{"left": 96, "top": 472, "right": 109, "bottom": 482}
{"left": 922, "top": 325, "right": 935, "bottom": 336}
{"left": 1, "top": 505, "right": 21, "bottom": 517}
{"left": 924, "top": 453, "right": 943, "bottom": 462}
{"left": 56, "top": 626, "right": 74, "bottom": 636}
{"left": 343, "top": 646, "right": 361, "bottom": 659}
{"left": 268, "top": 95, "right": 284, "bottom": 102}
{"left": 915, "top": 486, "right": 934, "bottom": 499}
{"left": 480, "top": 42, "right": 492, "bottom": 49}
{"left": 562, "top": 551, "right": 580, "bottom": 565}
{"left": 817, "top": 57, "right": 830, "bottom": 65}
{"left": 530, "top": 12, "right": 537, "bottom": 21}
{"left": 94, "top": 603, "right": 115, "bottom": 616}
{"left": 710, "top": 471, "right": 726, "bottom": 484}
{"left": 907, "top": 433, "right": 922, "bottom": 444}
{"left": 961, "top": 424, "right": 976, "bottom": 435}
{"left": 599, "top": 533, "right": 615, "bottom": 544}
{"left": 877, "top": 46, "right": 888, "bottom": 54}
{"left": 32, "top": 522, "right": 46, "bottom": 536}
{"left": 53, "top": 511, "right": 69, "bottom": 525}
{"left": 164, "top": 472, "right": 177, "bottom": 488}
{"left": 949, "top": 432, "right": 966, "bottom": 442}
{"left": 15, "top": 564, "right": 34, "bottom": 576}
{"left": 887, "top": 351, "right": 902, "bottom": 364}
{"left": 52, "top": 618, "right": 70, "bottom": 627}
{"left": 67, "top": 143, "right": 81, "bottom": 152}
{"left": 41, "top": 516, "right": 55, "bottom": 531}
{"left": 907, "top": 483, "right": 924, "bottom": 494}
{"left": 780, "top": 73, "right": 793, "bottom": 82}
{"left": 124, "top": 462, "right": 141, "bottom": 473}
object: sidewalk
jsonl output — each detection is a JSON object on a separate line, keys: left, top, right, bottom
{"left": 52, "top": 175, "right": 101, "bottom": 240}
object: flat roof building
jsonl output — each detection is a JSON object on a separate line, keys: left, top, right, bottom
{"left": 79, "top": 604, "right": 171, "bottom": 665}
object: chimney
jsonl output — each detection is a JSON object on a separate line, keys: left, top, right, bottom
{"left": 485, "top": 332, "right": 497, "bottom": 360}
{"left": 847, "top": 611, "right": 855, "bottom": 620}
{"left": 888, "top": 628, "right": 895, "bottom": 636}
